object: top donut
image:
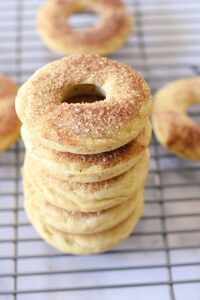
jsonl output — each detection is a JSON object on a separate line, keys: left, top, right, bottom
{"left": 37, "top": 0, "right": 132, "bottom": 56}
{"left": 16, "top": 55, "right": 152, "bottom": 154}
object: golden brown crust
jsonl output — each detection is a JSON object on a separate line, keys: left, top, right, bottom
{"left": 23, "top": 150, "right": 149, "bottom": 211}
{"left": 16, "top": 55, "right": 152, "bottom": 154}
{"left": 0, "top": 75, "right": 20, "bottom": 151}
{"left": 22, "top": 121, "right": 151, "bottom": 169}
{"left": 22, "top": 121, "right": 151, "bottom": 182}
{"left": 23, "top": 174, "right": 143, "bottom": 234}
{"left": 37, "top": 0, "right": 132, "bottom": 56}
{"left": 57, "top": 137, "right": 143, "bottom": 168}
{"left": 152, "top": 77, "right": 200, "bottom": 160}
{"left": 25, "top": 194, "right": 143, "bottom": 254}
{"left": 164, "top": 111, "right": 200, "bottom": 150}
{"left": 39, "top": 0, "right": 126, "bottom": 44}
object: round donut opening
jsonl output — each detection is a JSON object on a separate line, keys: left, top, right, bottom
{"left": 62, "top": 84, "right": 106, "bottom": 104}
{"left": 187, "top": 104, "right": 200, "bottom": 126}
{"left": 68, "top": 11, "right": 100, "bottom": 30}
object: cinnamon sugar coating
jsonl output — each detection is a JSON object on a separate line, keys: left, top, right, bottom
{"left": 37, "top": 0, "right": 132, "bottom": 56}
{"left": 0, "top": 75, "right": 20, "bottom": 152}
{"left": 16, "top": 55, "right": 152, "bottom": 154}
{"left": 153, "top": 77, "right": 200, "bottom": 160}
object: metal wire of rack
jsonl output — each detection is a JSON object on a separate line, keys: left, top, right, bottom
{"left": 1, "top": 0, "right": 200, "bottom": 299}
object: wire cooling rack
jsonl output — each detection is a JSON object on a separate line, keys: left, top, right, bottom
{"left": 1, "top": 0, "right": 200, "bottom": 299}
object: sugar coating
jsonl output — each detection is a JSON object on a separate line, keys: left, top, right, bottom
{"left": 16, "top": 55, "right": 152, "bottom": 148}
{"left": 0, "top": 75, "right": 19, "bottom": 137}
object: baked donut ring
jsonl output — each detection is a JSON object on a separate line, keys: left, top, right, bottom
{"left": 21, "top": 121, "right": 151, "bottom": 182}
{"left": 25, "top": 194, "right": 143, "bottom": 255}
{"left": 24, "top": 176, "right": 143, "bottom": 235}
{"left": 37, "top": 0, "right": 132, "bottom": 56}
{"left": 153, "top": 77, "right": 200, "bottom": 160}
{"left": 23, "top": 150, "right": 149, "bottom": 212}
{"left": 16, "top": 55, "right": 152, "bottom": 154}
{"left": 0, "top": 75, "right": 20, "bottom": 152}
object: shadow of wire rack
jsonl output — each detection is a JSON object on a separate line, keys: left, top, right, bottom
{"left": 1, "top": 0, "right": 200, "bottom": 299}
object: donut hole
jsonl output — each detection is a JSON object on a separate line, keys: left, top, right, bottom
{"left": 187, "top": 104, "right": 200, "bottom": 126}
{"left": 62, "top": 84, "right": 106, "bottom": 104}
{"left": 68, "top": 11, "right": 100, "bottom": 30}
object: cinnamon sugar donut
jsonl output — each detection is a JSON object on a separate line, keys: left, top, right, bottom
{"left": 25, "top": 194, "right": 143, "bottom": 255}
{"left": 23, "top": 150, "right": 149, "bottom": 212}
{"left": 21, "top": 121, "right": 151, "bottom": 182}
{"left": 23, "top": 175, "right": 143, "bottom": 235}
{"left": 16, "top": 55, "right": 152, "bottom": 154}
{"left": 0, "top": 75, "right": 20, "bottom": 152}
{"left": 37, "top": 0, "right": 132, "bottom": 56}
{"left": 153, "top": 77, "right": 200, "bottom": 160}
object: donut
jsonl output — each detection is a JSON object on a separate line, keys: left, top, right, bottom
{"left": 0, "top": 75, "right": 20, "bottom": 152}
{"left": 25, "top": 191, "right": 143, "bottom": 255}
{"left": 16, "top": 55, "right": 152, "bottom": 154}
{"left": 153, "top": 77, "right": 200, "bottom": 160}
{"left": 23, "top": 150, "right": 149, "bottom": 212}
{"left": 22, "top": 121, "right": 151, "bottom": 182}
{"left": 24, "top": 176, "right": 143, "bottom": 235}
{"left": 37, "top": 0, "right": 132, "bottom": 56}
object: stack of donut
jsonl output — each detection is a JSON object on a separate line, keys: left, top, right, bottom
{"left": 16, "top": 55, "right": 152, "bottom": 255}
